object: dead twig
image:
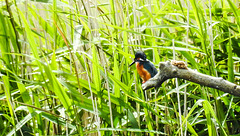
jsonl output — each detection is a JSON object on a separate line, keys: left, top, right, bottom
{"left": 142, "top": 61, "right": 240, "bottom": 97}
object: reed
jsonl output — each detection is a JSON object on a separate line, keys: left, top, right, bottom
{"left": 0, "top": 0, "right": 240, "bottom": 135}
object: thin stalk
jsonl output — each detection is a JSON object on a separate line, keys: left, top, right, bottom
{"left": 105, "top": 64, "right": 114, "bottom": 135}
{"left": 94, "top": 98, "right": 101, "bottom": 135}
{"left": 173, "top": 39, "right": 182, "bottom": 136}
{"left": 154, "top": 88, "right": 159, "bottom": 134}
{"left": 82, "top": 55, "right": 94, "bottom": 135}
{"left": 101, "top": 33, "right": 114, "bottom": 134}
{"left": 208, "top": 0, "right": 217, "bottom": 77}
{"left": 133, "top": 1, "right": 140, "bottom": 45}
{"left": 184, "top": 0, "right": 190, "bottom": 135}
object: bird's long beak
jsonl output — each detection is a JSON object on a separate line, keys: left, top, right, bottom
{"left": 129, "top": 60, "right": 136, "bottom": 67}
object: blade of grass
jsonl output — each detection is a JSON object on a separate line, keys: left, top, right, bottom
{"left": 2, "top": 76, "right": 15, "bottom": 126}
{"left": 17, "top": 82, "right": 33, "bottom": 113}
{"left": 92, "top": 44, "right": 102, "bottom": 108}
{"left": 0, "top": 10, "right": 13, "bottom": 70}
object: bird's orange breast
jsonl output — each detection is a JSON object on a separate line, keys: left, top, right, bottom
{"left": 136, "top": 62, "right": 151, "bottom": 83}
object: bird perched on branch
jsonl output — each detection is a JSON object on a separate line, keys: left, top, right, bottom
{"left": 129, "top": 51, "right": 158, "bottom": 83}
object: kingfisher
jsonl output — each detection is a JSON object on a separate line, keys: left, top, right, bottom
{"left": 129, "top": 51, "right": 158, "bottom": 83}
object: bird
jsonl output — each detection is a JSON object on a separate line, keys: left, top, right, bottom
{"left": 129, "top": 51, "right": 158, "bottom": 83}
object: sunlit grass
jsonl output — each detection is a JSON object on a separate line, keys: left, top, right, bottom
{"left": 0, "top": 0, "right": 240, "bottom": 135}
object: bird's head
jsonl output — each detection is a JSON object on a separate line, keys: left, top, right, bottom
{"left": 129, "top": 51, "right": 146, "bottom": 67}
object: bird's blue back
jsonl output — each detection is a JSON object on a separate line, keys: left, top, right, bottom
{"left": 143, "top": 60, "right": 158, "bottom": 77}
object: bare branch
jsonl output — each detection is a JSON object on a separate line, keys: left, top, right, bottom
{"left": 142, "top": 61, "right": 240, "bottom": 97}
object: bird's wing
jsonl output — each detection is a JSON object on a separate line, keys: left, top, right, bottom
{"left": 143, "top": 60, "right": 158, "bottom": 77}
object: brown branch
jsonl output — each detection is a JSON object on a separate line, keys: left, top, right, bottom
{"left": 142, "top": 61, "right": 240, "bottom": 97}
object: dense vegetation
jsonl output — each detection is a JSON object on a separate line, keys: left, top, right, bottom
{"left": 0, "top": 0, "right": 240, "bottom": 135}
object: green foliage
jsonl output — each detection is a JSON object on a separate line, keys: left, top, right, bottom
{"left": 0, "top": 0, "right": 240, "bottom": 135}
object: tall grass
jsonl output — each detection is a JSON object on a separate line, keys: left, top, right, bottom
{"left": 0, "top": 0, "right": 240, "bottom": 135}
